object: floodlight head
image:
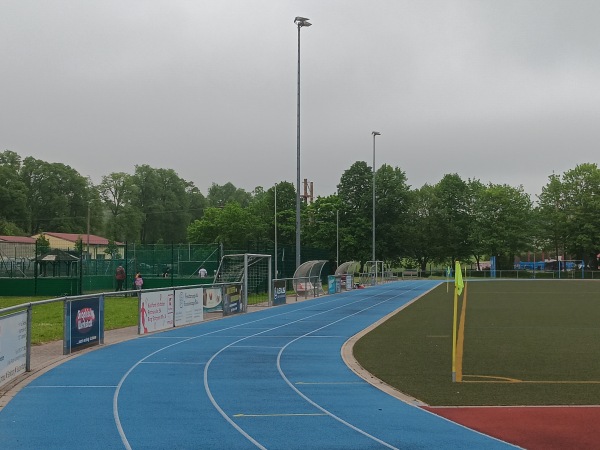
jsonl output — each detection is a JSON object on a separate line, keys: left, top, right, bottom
{"left": 294, "top": 17, "right": 312, "bottom": 27}
{"left": 372, "top": 131, "right": 381, "bottom": 136}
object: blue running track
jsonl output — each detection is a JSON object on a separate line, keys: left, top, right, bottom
{"left": 0, "top": 281, "right": 518, "bottom": 449}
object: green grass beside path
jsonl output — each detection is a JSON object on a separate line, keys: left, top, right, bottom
{"left": 0, "top": 296, "right": 138, "bottom": 345}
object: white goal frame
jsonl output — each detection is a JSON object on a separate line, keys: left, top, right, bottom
{"left": 215, "top": 253, "right": 272, "bottom": 308}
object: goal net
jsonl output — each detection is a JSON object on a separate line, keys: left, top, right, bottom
{"left": 215, "top": 253, "right": 272, "bottom": 308}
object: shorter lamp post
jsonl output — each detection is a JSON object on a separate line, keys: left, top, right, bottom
{"left": 372, "top": 131, "right": 380, "bottom": 285}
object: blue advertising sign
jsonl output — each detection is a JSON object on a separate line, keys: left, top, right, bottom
{"left": 328, "top": 276, "right": 336, "bottom": 295}
{"left": 223, "top": 284, "right": 243, "bottom": 316}
{"left": 490, "top": 256, "right": 497, "bottom": 278}
{"left": 273, "top": 279, "right": 286, "bottom": 306}
{"left": 64, "top": 296, "right": 104, "bottom": 354}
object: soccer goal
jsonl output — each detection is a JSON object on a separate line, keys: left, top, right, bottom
{"left": 215, "top": 253, "right": 272, "bottom": 308}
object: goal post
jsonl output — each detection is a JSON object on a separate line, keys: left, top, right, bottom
{"left": 215, "top": 253, "right": 272, "bottom": 308}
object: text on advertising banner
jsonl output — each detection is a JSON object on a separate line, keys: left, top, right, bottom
{"left": 273, "top": 279, "right": 286, "bottom": 305}
{"left": 65, "top": 296, "right": 103, "bottom": 354}
{"left": 223, "top": 284, "right": 243, "bottom": 316}
{"left": 0, "top": 310, "right": 27, "bottom": 389}
{"left": 140, "top": 291, "right": 174, "bottom": 335}
{"left": 174, "top": 288, "right": 204, "bottom": 327}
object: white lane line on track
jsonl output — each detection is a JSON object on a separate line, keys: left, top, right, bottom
{"left": 295, "top": 382, "right": 366, "bottom": 385}
{"left": 204, "top": 282, "right": 434, "bottom": 450}
{"left": 139, "top": 361, "right": 206, "bottom": 365}
{"left": 113, "top": 282, "right": 432, "bottom": 450}
{"left": 233, "top": 413, "right": 327, "bottom": 418}
{"left": 113, "top": 297, "right": 340, "bottom": 450}
{"left": 274, "top": 284, "right": 433, "bottom": 450}
{"left": 28, "top": 385, "right": 117, "bottom": 388}
{"left": 230, "top": 345, "right": 284, "bottom": 349}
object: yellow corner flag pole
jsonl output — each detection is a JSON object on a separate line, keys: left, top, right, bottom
{"left": 451, "top": 260, "right": 464, "bottom": 382}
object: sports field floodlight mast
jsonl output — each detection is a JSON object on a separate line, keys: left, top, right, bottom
{"left": 372, "top": 131, "right": 381, "bottom": 285}
{"left": 294, "top": 16, "right": 311, "bottom": 269}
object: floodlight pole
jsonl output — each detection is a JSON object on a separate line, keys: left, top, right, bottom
{"left": 372, "top": 131, "right": 380, "bottom": 285}
{"left": 295, "top": 16, "right": 311, "bottom": 270}
{"left": 274, "top": 183, "right": 278, "bottom": 278}
{"left": 336, "top": 209, "right": 339, "bottom": 269}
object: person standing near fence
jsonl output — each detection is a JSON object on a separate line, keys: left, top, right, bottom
{"left": 134, "top": 272, "right": 144, "bottom": 291}
{"left": 115, "top": 265, "right": 126, "bottom": 291}
{"left": 199, "top": 267, "right": 207, "bottom": 278}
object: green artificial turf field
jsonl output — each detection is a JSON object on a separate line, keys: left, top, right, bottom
{"left": 353, "top": 280, "right": 600, "bottom": 406}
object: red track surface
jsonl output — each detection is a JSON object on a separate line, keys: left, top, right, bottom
{"left": 423, "top": 406, "right": 600, "bottom": 449}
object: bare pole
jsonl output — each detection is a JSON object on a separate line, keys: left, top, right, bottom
{"left": 372, "top": 131, "right": 380, "bottom": 285}
{"left": 294, "top": 16, "right": 311, "bottom": 270}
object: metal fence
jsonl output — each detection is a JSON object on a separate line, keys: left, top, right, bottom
{"left": 421, "top": 269, "right": 600, "bottom": 279}
{"left": 0, "top": 241, "right": 333, "bottom": 297}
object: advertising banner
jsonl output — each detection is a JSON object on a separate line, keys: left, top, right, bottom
{"left": 65, "top": 296, "right": 103, "bottom": 354}
{"left": 328, "top": 276, "right": 336, "bottom": 294}
{"left": 273, "top": 279, "right": 286, "bottom": 306}
{"left": 139, "top": 291, "right": 174, "bottom": 335}
{"left": 490, "top": 256, "right": 497, "bottom": 278}
{"left": 174, "top": 288, "right": 203, "bottom": 327}
{"left": 345, "top": 275, "right": 353, "bottom": 290}
{"left": 223, "top": 284, "right": 243, "bottom": 316}
{"left": 203, "top": 287, "right": 223, "bottom": 312}
{"left": 0, "top": 311, "right": 27, "bottom": 389}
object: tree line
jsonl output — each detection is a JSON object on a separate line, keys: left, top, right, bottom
{"left": 1, "top": 150, "right": 599, "bottom": 270}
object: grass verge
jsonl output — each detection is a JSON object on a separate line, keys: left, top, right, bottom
{"left": 1, "top": 296, "right": 138, "bottom": 345}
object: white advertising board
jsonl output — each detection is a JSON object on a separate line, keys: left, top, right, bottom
{"left": 0, "top": 310, "right": 27, "bottom": 389}
{"left": 203, "top": 287, "right": 223, "bottom": 312}
{"left": 139, "top": 291, "right": 174, "bottom": 335}
{"left": 174, "top": 288, "right": 203, "bottom": 327}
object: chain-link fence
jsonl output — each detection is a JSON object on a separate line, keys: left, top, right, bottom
{"left": 0, "top": 241, "right": 333, "bottom": 296}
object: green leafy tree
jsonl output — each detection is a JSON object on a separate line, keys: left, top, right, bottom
{"left": 475, "top": 183, "right": 533, "bottom": 269}
{"left": 337, "top": 161, "right": 373, "bottom": 265}
{"left": 187, "top": 202, "right": 260, "bottom": 247}
{"left": 98, "top": 172, "right": 143, "bottom": 242}
{"left": 430, "top": 174, "right": 472, "bottom": 265}
{"left": 303, "top": 194, "right": 341, "bottom": 262}
{"left": 404, "top": 184, "right": 439, "bottom": 271}
{"left": 374, "top": 164, "right": 411, "bottom": 264}
{"left": 20, "top": 157, "right": 91, "bottom": 234}
{"left": 186, "top": 182, "right": 207, "bottom": 223}
{"left": 36, "top": 233, "right": 50, "bottom": 255}
{"left": 104, "top": 240, "right": 122, "bottom": 259}
{"left": 0, "top": 150, "right": 28, "bottom": 234}
{"left": 537, "top": 173, "right": 569, "bottom": 263}
{"left": 467, "top": 179, "right": 488, "bottom": 270}
{"left": 559, "top": 163, "right": 600, "bottom": 267}
{"left": 207, "top": 182, "right": 252, "bottom": 208}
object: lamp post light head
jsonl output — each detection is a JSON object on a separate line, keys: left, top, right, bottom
{"left": 372, "top": 131, "right": 381, "bottom": 136}
{"left": 294, "top": 17, "right": 312, "bottom": 27}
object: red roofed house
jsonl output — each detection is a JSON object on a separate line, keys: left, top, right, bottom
{"left": 0, "top": 235, "right": 37, "bottom": 259}
{"left": 31, "top": 232, "right": 125, "bottom": 260}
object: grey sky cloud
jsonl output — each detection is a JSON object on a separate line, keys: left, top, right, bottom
{"left": 2, "top": 0, "right": 599, "bottom": 202}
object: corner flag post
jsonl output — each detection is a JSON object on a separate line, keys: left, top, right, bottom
{"left": 451, "top": 260, "right": 464, "bottom": 382}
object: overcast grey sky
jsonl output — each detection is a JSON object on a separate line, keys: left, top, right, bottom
{"left": 2, "top": 1, "right": 600, "bottom": 201}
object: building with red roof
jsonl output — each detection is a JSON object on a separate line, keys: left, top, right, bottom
{"left": 31, "top": 232, "right": 125, "bottom": 260}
